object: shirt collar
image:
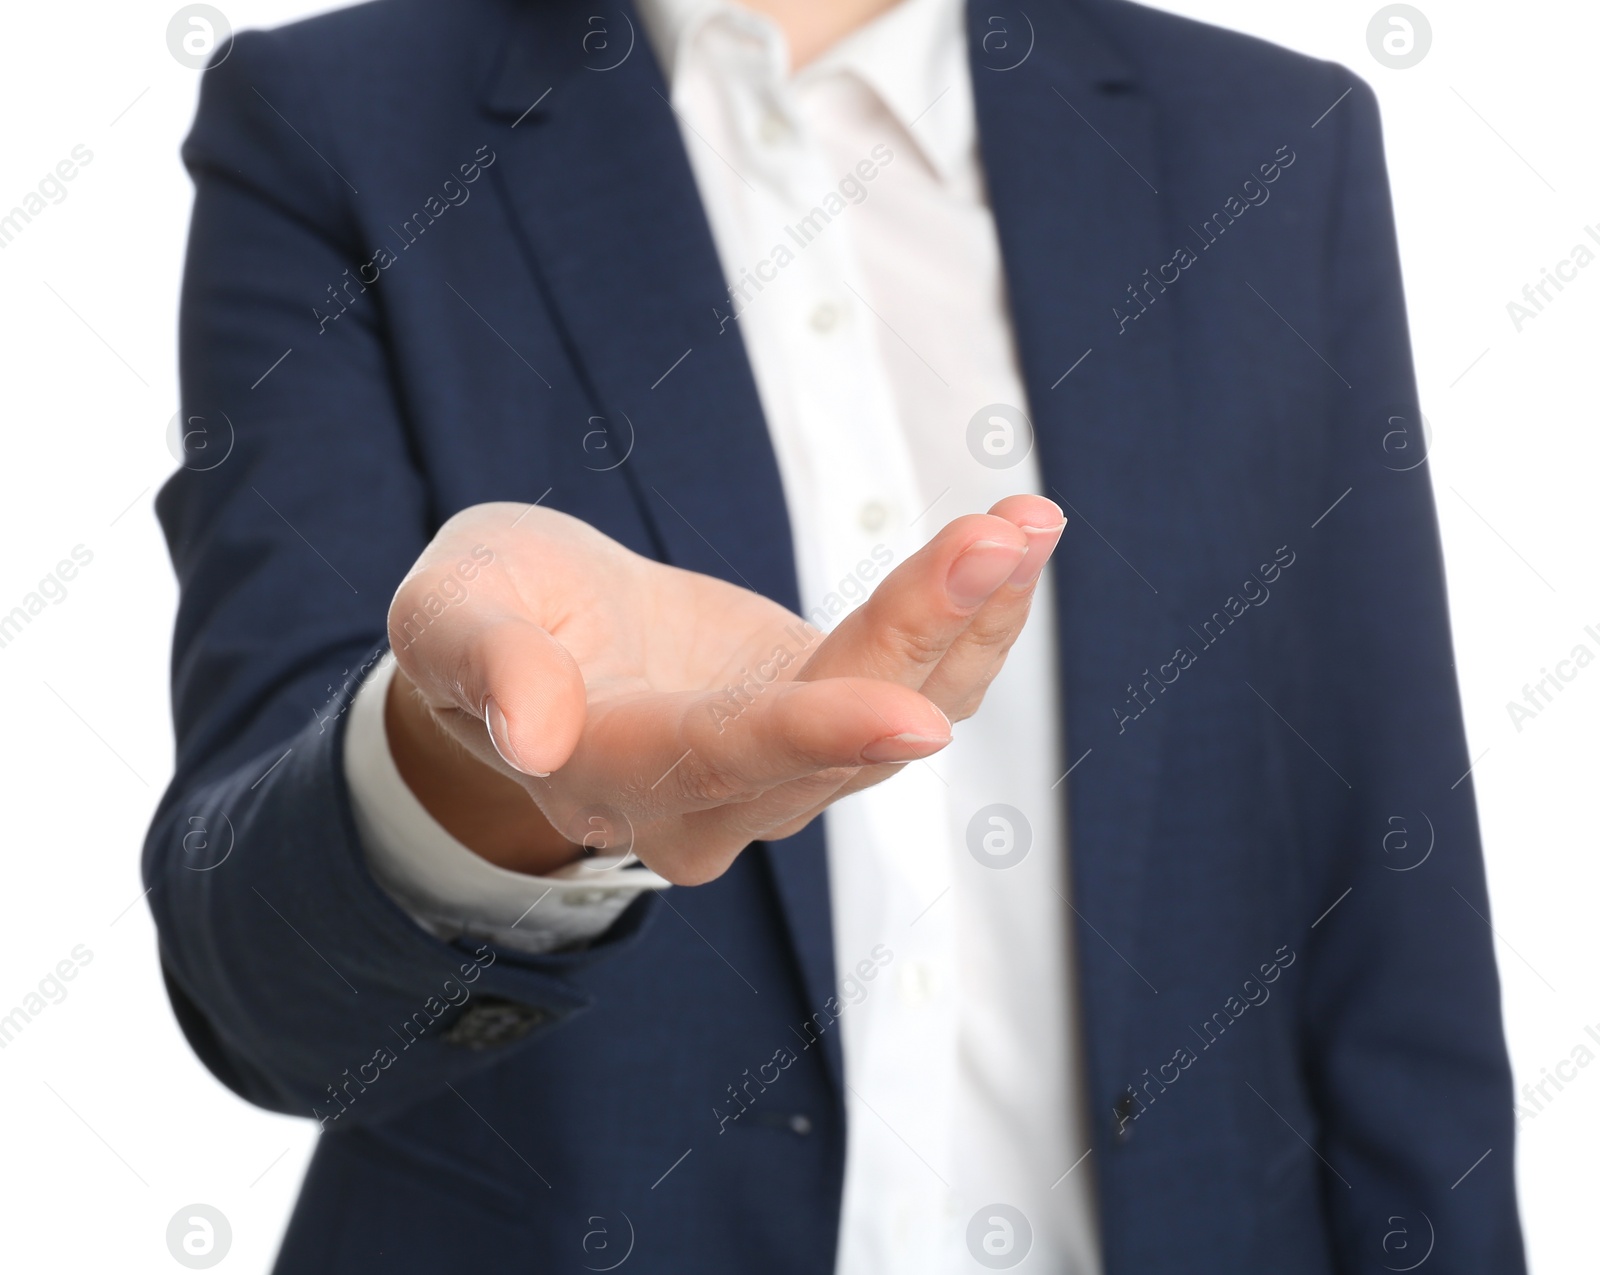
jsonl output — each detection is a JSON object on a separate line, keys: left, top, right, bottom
{"left": 636, "top": 0, "right": 767, "bottom": 84}
{"left": 636, "top": 0, "right": 975, "bottom": 182}
{"left": 803, "top": 0, "right": 972, "bottom": 180}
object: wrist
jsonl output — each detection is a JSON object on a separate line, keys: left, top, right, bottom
{"left": 384, "top": 664, "right": 584, "bottom": 875}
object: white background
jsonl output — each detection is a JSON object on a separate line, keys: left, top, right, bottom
{"left": 0, "top": 0, "right": 1594, "bottom": 1269}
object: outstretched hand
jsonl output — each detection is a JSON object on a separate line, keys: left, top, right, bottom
{"left": 385, "top": 496, "right": 1064, "bottom": 884}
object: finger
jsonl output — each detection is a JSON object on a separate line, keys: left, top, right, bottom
{"left": 755, "top": 498, "right": 1066, "bottom": 819}
{"left": 567, "top": 676, "right": 950, "bottom": 819}
{"left": 389, "top": 563, "right": 589, "bottom": 777}
{"left": 687, "top": 764, "right": 858, "bottom": 847}
{"left": 680, "top": 662, "right": 967, "bottom": 845}
{"left": 917, "top": 496, "right": 1065, "bottom": 719}
{"left": 982, "top": 494, "right": 1067, "bottom": 589}
{"left": 752, "top": 750, "right": 914, "bottom": 838}
{"left": 796, "top": 513, "right": 1030, "bottom": 689}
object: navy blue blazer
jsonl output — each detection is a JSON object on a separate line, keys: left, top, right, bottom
{"left": 148, "top": 0, "right": 1525, "bottom": 1270}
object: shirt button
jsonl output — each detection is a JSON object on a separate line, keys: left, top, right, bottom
{"left": 758, "top": 112, "right": 790, "bottom": 145}
{"left": 858, "top": 500, "right": 889, "bottom": 532}
{"left": 809, "top": 302, "right": 841, "bottom": 333}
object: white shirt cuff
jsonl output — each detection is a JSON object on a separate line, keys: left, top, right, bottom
{"left": 342, "top": 653, "right": 670, "bottom": 955}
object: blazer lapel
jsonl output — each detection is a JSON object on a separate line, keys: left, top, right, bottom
{"left": 482, "top": 3, "right": 794, "bottom": 595}
{"left": 970, "top": 0, "right": 1184, "bottom": 1105}
{"left": 482, "top": 1, "right": 845, "bottom": 1088}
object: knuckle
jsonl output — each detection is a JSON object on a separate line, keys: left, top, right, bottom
{"left": 676, "top": 754, "right": 751, "bottom": 806}
{"left": 877, "top": 620, "right": 950, "bottom": 668}
{"left": 783, "top": 767, "right": 855, "bottom": 804}
{"left": 725, "top": 771, "right": 849, "bottom": 842}
{"left": 957, "top": 610, "right": 1022, "bottom": 654}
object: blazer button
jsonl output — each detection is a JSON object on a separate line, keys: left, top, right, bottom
{"left": 439, "top": 996, "right": 549, "bottom": 1050}
{"left": 788, "top": 1114, "right": 813, "bottom": 1136}
{"left": 1113, "top": 1092, "right": 1138, "bottom": 1143}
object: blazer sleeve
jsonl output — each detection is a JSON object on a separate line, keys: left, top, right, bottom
{"left": 1293, "top": 74, "right": 1525, "bottom": 1272}
{"left": 145, "top": 30, "right": 654, "bottom": 1129}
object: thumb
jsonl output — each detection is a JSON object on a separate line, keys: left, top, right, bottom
{"left": 391, "top": 602, "right": 587, "bottom": 777}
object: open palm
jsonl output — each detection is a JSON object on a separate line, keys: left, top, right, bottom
{"left": 387, "top": 496, "right": 1064, "bottom": 885}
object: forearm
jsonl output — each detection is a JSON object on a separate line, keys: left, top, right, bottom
{"left": 347, "top": 654, "right": 669, "bottom": 955}
{"left": 146, "top": 697, "right": 654, "bottom": 1127}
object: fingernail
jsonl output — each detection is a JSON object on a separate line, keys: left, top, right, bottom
{"left": 947, "top": 539, "right": 1026, "bottom": 609}
{"left": 484, "top": 696, "right": 545, "bottom": 775}
{"left": 1008, "top": 520, "right": 1067, "bottom": 589}
{"left": 860, "top": 732, "right": 951, "bottom": 764}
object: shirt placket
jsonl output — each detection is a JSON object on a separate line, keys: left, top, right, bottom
{"left": 771, "top": 68, "right": 962, "bottom": 1275}
{"left": 675, "top": 18, "right": 963, "bottom": 1272}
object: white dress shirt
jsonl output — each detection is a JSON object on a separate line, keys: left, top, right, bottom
{"left": 345, "top": 0, "right": 1101, "bottom": 1269}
